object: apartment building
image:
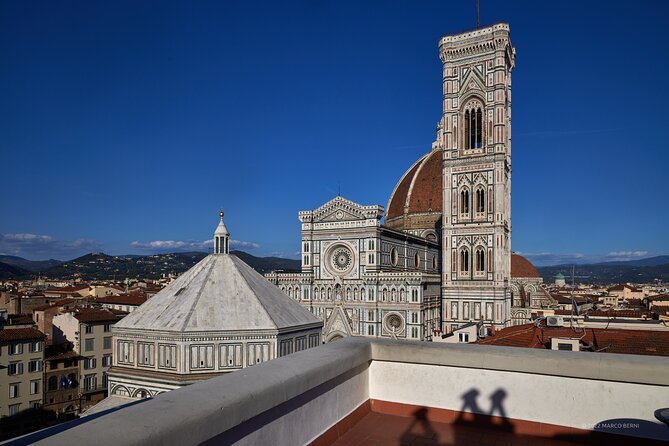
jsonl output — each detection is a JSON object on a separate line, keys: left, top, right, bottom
{"left": 0, "top": 327, "right": 46, "bottom": 418}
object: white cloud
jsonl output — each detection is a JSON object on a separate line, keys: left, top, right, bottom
{"left": 514, "top": 251, "right": 587, "bottom": 266}
{"left": 605, "top": 251, "right": 649, "bottom": 260}
{"left": 0, "top": 233, "right": 101, "bottom": 260}
{"left": 131, "top": 238, "right": 259, "bottom": 252}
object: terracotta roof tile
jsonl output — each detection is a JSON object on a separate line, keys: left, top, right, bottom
{"left": 0, "top": 327, "right": 46, "bottom": 341}
{"left": 511, "top": 254, "right": 540, "bottom": 278}
{"left": 479, "top": 323, "right": 669, "bottom": 356}
{"left": 95, "top": 294, "right": 148, "bottom": 306}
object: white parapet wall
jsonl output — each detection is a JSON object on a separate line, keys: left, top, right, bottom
{"left": 369, "top": 340, "right": 669, "bottom": 441}
{"left": 12, "top": 338, "right": 669, "bottom": 445}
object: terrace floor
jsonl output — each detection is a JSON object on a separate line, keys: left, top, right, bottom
{"left": 323, "top": 411, "right": 641, "bottom": 446}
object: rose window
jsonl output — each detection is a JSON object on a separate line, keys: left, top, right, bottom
{"left": 384, "top": 313, "right": 404, "bottom": 334}
{"left": 331, "top": 247, "right": 353, "bottom": 272}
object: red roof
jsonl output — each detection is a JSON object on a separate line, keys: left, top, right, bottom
{"left": 479, "top": 323, "right": 669, "bottom": 356}
{"left": 511, "top": 254, "right": 540, "bottom": 278}
{"left": 0, "top": 327, "right": 46, "bottom": 342}
{"left": 386, "top": 150, "right": 443, "bottom": 221}
{"left": 70, "top": 308, "right": 125, "bottom": 323}
{"left": 95, "top": 293, "right": 148, "bottom": 306}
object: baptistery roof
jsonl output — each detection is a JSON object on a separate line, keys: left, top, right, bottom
{"left": 385, "top": 149, "right": 443, "bottom": 234}
{"left": 115, "top": 255, "right": 321, "bottom": 333}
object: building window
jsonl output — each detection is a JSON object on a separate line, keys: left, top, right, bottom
{"left": 8, "top": 362, "right": 23, "bottom": 376}
{"left": 414, "top": 253, "right": 420, "bottom": 268}
{"left": 117, "top": 340, "right": 134, "bottom": 364}
{"left": 458, "top": 333, "right": 470, "bottom": 343}
{"left": 138, "top": 343, "right": 155, "bottom": 367}
{"left": 475, "top": 248, "right": 485, "bottom": 273}
{"left": 411, "top": 327, "right": 419, "bottom": 338}
{"left": 368, "top": 310, "right": 375, "bottom": 321}
{"left": 190, "top": 345, "right": 214, "bottom": 369}
{"left": 28, "top": 341, "right": 42, "bottom": 353}
{"left": 390, "top": 247, "right": 399, "bottom": 266}
{"left": 460, "top": 189, "right": 470, "bottom": 215}
{"left": 460, "top": 249, "right": 470, "bottom": 274}
{"left": 304, "top": 242, "right": 309, "bottom": 253}
{"left": 411, "top": 312, "right": 418, "bottom": 324}
{"left": 103, "top": 336, "right": 112, "bottom": 350}
{"left": 295, "top": 337, "right": 307, "bottom": 352}
{"left": 102, "top": 354, "right": 112, "bottom": 367}
{"left": 83, "top": 374, "right": 97, "bottom": 391}
{"left": 84, "top": 338, "right": 94, "bottom": 352}
{"left": 84, "top": 325, "right": 93, "bottom": 334}
{"left": 103, "top": 323, "right": 112, "bottom": 332}
{"left": 9, "top": 343, "right": 23, "bottom": 355}
{"left": 30, "top": 380, "right": 39, "bottom": 395}
{"left": 30, "top": 401, "right": 41, "bottom": 409}
{"left": 464, "top": 104, "right": 483, "bottom": 149}
{"left": 368, "top": 239, "right": 375, "bottom": 250}
{"left": 8, "top": 404, "right": 20, "bottom": 416}
{"left": 9, "top": 383, "right": 20, "bottom": 398}
{"left": 28, "top": 359, "right": 42, "bottom": 373}
{"left": 247, "top": 343, "right": 269, "bottom": 366}
{"left": 279, "top": 339, "right": 293, "bottom": 357}
{"left": 367, "top": 325, "right": 375, "bottom": 336}
{"left": 84, "top": 357, "right": 97, "bottom": 370}
{"left": 159, "top": 344, "right": 177, "bottom": 369}
{"left": 476, "top": 187, "right": 485, "bottom": 213}
{"left": 432, "top": 256, "right": 437, "bottom": 270}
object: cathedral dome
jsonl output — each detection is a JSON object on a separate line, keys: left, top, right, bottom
{"left": 511, "top": 253, "right": 540, "bottom": 278}
{"left": 385, "top": 149, "right": 442, "bottom": 238}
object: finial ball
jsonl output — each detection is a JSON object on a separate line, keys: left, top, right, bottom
{"left": 219, "top": 210, "right": 224, "bottom": 218}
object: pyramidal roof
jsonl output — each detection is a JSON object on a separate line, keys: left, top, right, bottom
{"left": 116, "top": 213, "right": 320, "bottom": 333}
{"left": 116, "top": 254, "right": 320, "bottom": 332}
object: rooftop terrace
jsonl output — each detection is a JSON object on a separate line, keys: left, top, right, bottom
{"left": 9, "top": 338, "right": 669, "bottom": 445}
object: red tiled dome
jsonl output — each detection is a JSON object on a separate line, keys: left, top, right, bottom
{"left": 385, "top": 150, "right": 442, "bottom": 233}
{"left": 511, "top": 254, "right": 540, "bottom": 278}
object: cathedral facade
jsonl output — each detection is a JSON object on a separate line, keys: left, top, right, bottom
{"left": 266, "top": 197, "right": 441, "bottom": 342}
{"left": 269, "top": 23, "right": 517, "bottom": 340}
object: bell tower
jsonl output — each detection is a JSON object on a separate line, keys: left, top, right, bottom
{"left": 439, "top": 24, "right": 515, "bottom": 331}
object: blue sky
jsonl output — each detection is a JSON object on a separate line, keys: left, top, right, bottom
{"left": 1, "top": 1, "right": 667, "bottom": 265}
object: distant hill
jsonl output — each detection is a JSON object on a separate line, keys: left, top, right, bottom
{"left": 232, "top": 251, "right": 300, "bottom": 274}
{"left": 590, "top": 255, "right": 669, "bottom": 267}
{"left": 0, "top": 251, "right": 301, "bottom": 281}
{"left": 537, "top": 262, "right": 669, "bottom": 285}
{"left": 0, "top": 261, "right": 31, "bottom": 279}
{"left": 0, "top": 255, "right": 62, "bottom": 272}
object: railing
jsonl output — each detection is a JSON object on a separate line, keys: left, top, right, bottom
{"left": 14, "top": 338, "right": 669, "bottom": 446}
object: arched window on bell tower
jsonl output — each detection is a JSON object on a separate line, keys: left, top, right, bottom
{"left": 476, "top": 187, "right": 485, "bottom": 214}
{"left": 463, "top": 99, "right": 484, "bottom": 150}
{"left": 460, "top": 188, "right": 470, "bottom": 215}
{"left": 459, "top": 248, "right": 470, "bottom": 276}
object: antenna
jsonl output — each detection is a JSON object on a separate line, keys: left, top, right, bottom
{"left": 476, "top": 0, "right": 480, "bottom": 28}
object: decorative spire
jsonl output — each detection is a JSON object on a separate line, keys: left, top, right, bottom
{"left": 214, "top": 210, "right": 230, "bottom": 254}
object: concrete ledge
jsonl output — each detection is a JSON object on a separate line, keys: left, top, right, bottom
{"left": 370, "top": 338, "right": 669, "bottom": 386}
{"left": 10, "top": 338, "right": 669, "bottom": 446}
{"left": 15, "top": 338, "right": 372, "bottom": 446}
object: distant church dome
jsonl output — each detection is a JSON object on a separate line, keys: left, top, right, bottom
{"left": 511, "top": 253, "right": 540, "bottom": 278}
{"left": 385, "top": 149, "right": 442, "bottom": 239}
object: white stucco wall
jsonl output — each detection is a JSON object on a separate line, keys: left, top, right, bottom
{"left": 370, "top": 361, "right": 668, "bottom": 430}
